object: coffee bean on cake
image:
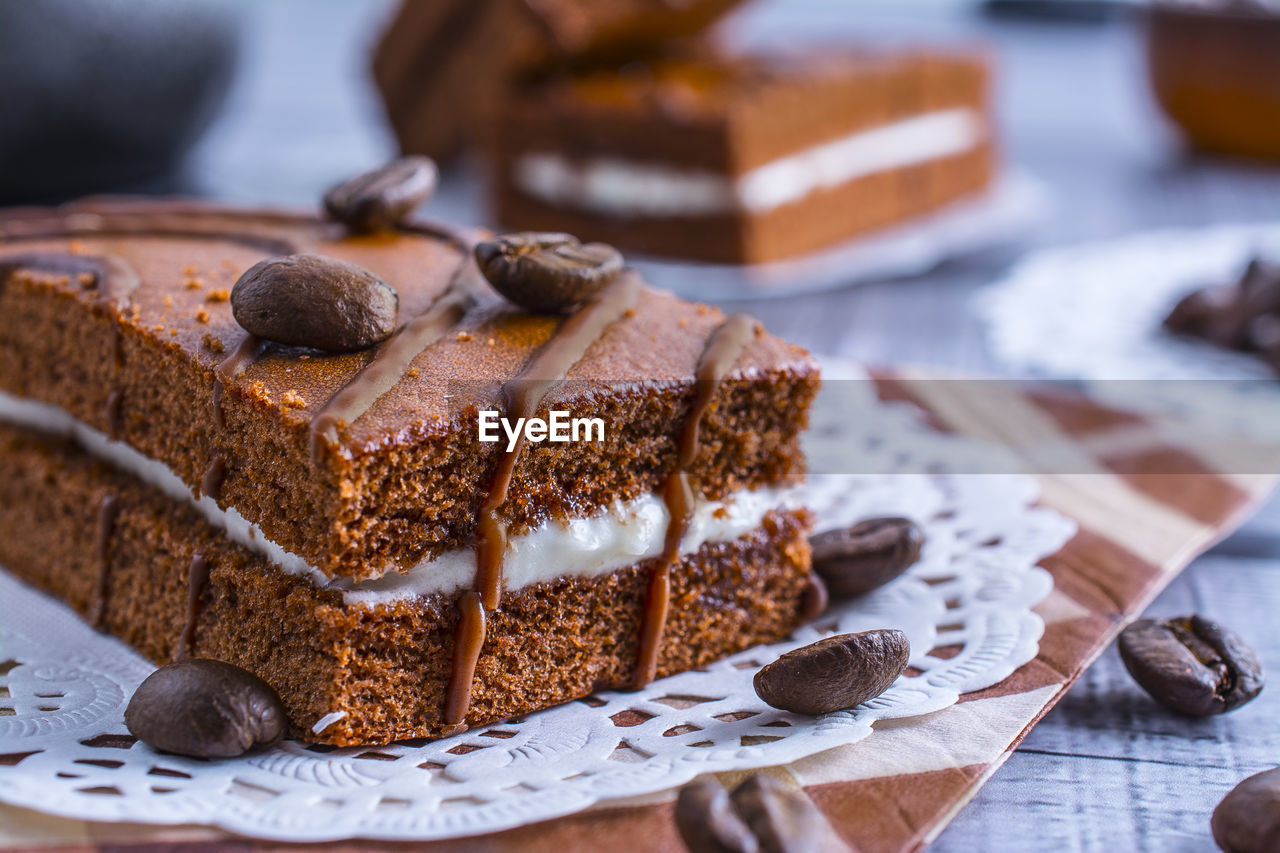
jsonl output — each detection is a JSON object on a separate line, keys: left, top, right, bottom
{"left": 474, "top": 232, "right": 623, "bottom": 314}
{"left": 324, "top": 156, "right": 439, "bottom": 233}
{"left": 230, "top": 253, "right": 399, "bottom": 351}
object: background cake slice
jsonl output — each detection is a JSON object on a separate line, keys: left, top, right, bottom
{"left": 488, "top": 49, "right": 996, "bottom": 264}
{"left": 372, "top": 0, "right": 746, "bottom": 163}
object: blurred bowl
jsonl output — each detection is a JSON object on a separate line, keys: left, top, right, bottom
{"left": 1145, "top": 3, "right": 1280, "bottom": 161}
{"left": 0, "top": 0, "right": 241, "bottom": 204}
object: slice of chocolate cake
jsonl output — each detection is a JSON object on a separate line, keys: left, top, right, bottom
{"left": 488, "top": 49, "right": 997, "bottom": 264}
{"left": 372, "top": 0, "right": 746, "bottom": 163}
{"left": 0, "top": 197, "right": 820, "bottom": 745}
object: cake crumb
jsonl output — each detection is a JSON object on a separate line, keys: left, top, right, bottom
{"left": 207, "top": 289, "right": 231, "bottom": 302}
{"left": 68, "top": 240, "right": 87, "bottom": 255}
{"left": 248, "top": 381, "right": 272, "bottom": 404}
{"left": 202, "top": 333, "right": 225, "bottom": 353}
{"left": 487, "top": 337, "right": 495, "bottom": 346}
{"left": 195, "top": 306, "right": 210, "bottom": 324}
{"left": 163, "top": 294, "right": 174, "bottom": 308}
{"left": 185, "top": 277, "right": 204, "bottom": 290}
{"left": 77, "top": 272, "right": 96, "bottom": 289}
{"left": 678, "top": 317, "right": 688, "bottom": 328}
{"left": 624, "top": 308, "right": 636, "bottom": 318}
{"left": 152, "top": 323, "right": 165, "bottom": 332}
{"left": 456, "top": 331, "right": 472, "bottom": 342}
{"left": 169, "top": 328, "right": 178, "bottom": 336}
{"left": 281, "top": 390, "right": 306, "bottom": 408}
{"left": 407, "top": 368, "right": 420, "bottom": 378}
{"left": 182, "top": 265, "right": 198, "bottom": 276}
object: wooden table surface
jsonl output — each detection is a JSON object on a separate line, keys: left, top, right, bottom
{"left": 163, "top": 0, "right": 1280, "bottom": 848}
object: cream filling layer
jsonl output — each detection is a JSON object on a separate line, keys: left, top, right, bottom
{"left": 0, "top": 391, "right": 796, "bottom": 606}
{"left": 513, "top": 107, "right": 985, "bottom": 218}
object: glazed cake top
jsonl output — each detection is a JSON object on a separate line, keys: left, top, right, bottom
{"left": 520, "top": 49, "right": 987, "bottom": 123}
{"left": 0, "top": 200, "right": 812, "bottom": 456}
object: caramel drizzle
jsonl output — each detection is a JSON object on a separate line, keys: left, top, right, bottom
{"left": 212, "top": 334, "right": 266, "bottom": 430}
{"left": 89, "top": 495, "right": 120, "bottom": 630}
{"left": 440, "top": 271, "right": 643, "bottom": 730}
{"left": 308, "top": 256, "right": 485, "bottom": 464}
{"left": 477, "top": 271, "right": 643, "bottom": 610}
{"left": 442, "top": 591, "right": 486, "bottom": 733}
{"left": 105, "top": 390, "right": 124, "bottom": 440}
{"left": 201, "top": 457, "right": 227, "bottom": 501}
{"left": 173, "top": 552, "right": 211, "bottom": 661}
{"left": 634, "top": 313, "right": 759, "bottom": 688}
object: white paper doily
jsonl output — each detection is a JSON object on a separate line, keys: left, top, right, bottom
{"left": 429, "top": 167, "right": 1050, "bottom": 302}
{"left": 978, "top": 223, "right": 1280, "bottom": 440}
{"left": 0, "top": 364, "right": 1075, "bottom": 841}
{"left": 980, "top": 223, "right": 1280, "bottom": 382}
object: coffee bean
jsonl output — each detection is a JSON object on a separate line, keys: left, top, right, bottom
{"left": 231, "top": 253, "right": 398, "bottom": 352}
{"left": 1239, "top": 258, "right": 1280, "bottom": 314}
{"left": 1247, "top": 313, "right": 1280, "bottom": 353}
{"left": 125, "top": 659, "right": 287, "bottom": 758}
{"left": 730, "top": 776, "right": 825, "bottom": 853}
{"left": 1118, "top": 615, "right": 1264, "bottom": 716}
{"left": 754, "top": 629, "right": 909, "bottom": 716}
{"left": 474, "top": 232, "right": 623, "bottom": 314}
{"left": 323, "top": 156, "right": 438, "bottom": 233}
{"left": 1164, "top": 258, "right": 1280, "bottom": 357}
{"left": 1213, "top": 767, "right": 1280, "bottom": 853}
{"left": 1164, "top": 287, "right": 1224, "bottom": 336}
{"left": 810, "top": 517, "right": 923, "bottom": 598}
{"left": 675, "top": 775, "right": 825, "bottom": 853}
{"left": 674, "top": 778, "right": 757, "bottom": 853}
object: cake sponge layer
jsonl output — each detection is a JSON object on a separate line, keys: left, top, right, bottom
{"left": 0, "top": 421, "right": 812, "bottom": 745}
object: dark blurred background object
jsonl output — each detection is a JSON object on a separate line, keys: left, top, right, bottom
{"left": 1146, "top": 0, "right": 1280, "bottom": 161}
{"left": 982, "top": 0, "right": 1135, "bottom": 22}
{"left": 0, "top": 0, "right": 241, "bottom": 205}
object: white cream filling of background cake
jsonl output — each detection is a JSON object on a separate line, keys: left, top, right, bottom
{"left": 0, "top": 390, "right": 796, "bottom": 606}
{"left": 513, "top": 107, "right": 984, "bottom": 218}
